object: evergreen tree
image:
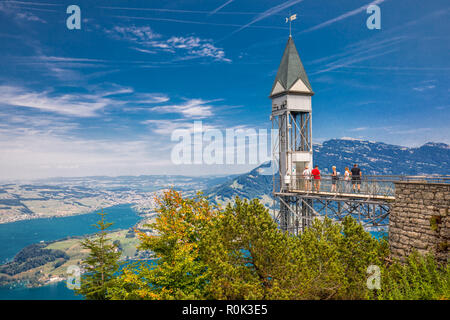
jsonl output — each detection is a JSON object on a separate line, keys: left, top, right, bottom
{"left": 75, "top": 209, "right": 121, "bottom": 300}
{"left": 378, "top": 252, "right": 450, "bottom": 300}
{"left": 201, "top": 197, "right": 299, "bottom": 299}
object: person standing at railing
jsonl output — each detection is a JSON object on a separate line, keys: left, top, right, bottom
{"left": 351, "top": 164, "right": 362, "bottom": 193}
{"left": 344, "top": 167, "right": 351, "bottom": 193}
{"left": 311, "top": 165, "right": 321, "bottom": 192}
{"left": 302, "top": 165, "right": 311, "bottom": 191}
{"left": 331, "top": 166, "right": 338, "bottom": 192}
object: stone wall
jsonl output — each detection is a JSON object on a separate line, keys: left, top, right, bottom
{"left": 389, "top": 181, "right": 449, "bottom": 264}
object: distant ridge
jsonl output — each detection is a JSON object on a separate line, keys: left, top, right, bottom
{"left": 314, "top": 139, "right": 450, "bottom": 175}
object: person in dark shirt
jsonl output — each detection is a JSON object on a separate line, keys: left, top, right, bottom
{"left": 331, "top": 166, "right": 338, "bottom": 192}
{"left": 351, "top": 164, "right": 361, "bottom": 193}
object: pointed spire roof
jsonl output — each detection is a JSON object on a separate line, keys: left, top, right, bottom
{"left": 270, "top": 36, "right": 313, "bottom": 97}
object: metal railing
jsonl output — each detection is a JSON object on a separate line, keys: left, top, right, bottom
{"left": 283, "top": 174, "right": 450, "bottom": 198}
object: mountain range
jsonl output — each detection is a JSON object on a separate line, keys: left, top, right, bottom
{"left": 205, "top": 139, "right": 450, "bottom": 205}
{"left": 314, "top": 139, "right": 449, "bottom": 175}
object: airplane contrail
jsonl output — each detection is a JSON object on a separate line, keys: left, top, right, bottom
{"left": 209, "top": 0, "right": 235, "bottom": 15}
{"left": 301, "top": 0, "right": 387, "bottom": 33}
{"left": 100, "top": 5, "right": 262, "bottom": 15}
{"left": 222, "top": 0, "right": 304, "bottom": 40}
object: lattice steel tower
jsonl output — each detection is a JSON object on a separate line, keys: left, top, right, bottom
{"left": 269, "top": 36, "right": 393, "bottom": 235}
{"left": 270, "top": 36, "right": 314, "bottom": 233}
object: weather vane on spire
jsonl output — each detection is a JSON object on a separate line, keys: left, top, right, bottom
{"left": 285, "top": 13, "right": 297, "bottom": 37}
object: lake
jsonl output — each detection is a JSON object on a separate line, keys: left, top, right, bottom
{"left": 0, "top": 281, "right": 83, "bottom": 300}
{"left": 0, "top": 203, "right": 387, "bottom": 300}
{"left": 0, "top": 204, "right": 141, "bottom": 300}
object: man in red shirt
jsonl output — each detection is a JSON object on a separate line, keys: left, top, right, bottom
{"left": 311, "top": 165, "right": 321, "bottom": 192}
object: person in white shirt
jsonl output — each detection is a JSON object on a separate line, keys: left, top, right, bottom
{"left": 344, "top": 167, "right": 351, "bottom": 193}
{"left": 302, "top": 166, "right": 311, "bottom": 191}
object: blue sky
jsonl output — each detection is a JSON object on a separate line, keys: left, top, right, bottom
{"left": 0, "top": 0, "right": 449, "bottom": 179}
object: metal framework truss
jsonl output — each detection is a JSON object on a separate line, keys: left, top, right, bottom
{"left": 289, "top": 112, "right": 311, "bottom": 152}
{"left": 273, "top": 192, "right": 391, "bottom": 235}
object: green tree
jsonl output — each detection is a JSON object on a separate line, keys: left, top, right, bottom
{"left": 75, "top": 209, "right": 121, "bottom": 300}
{"left": 297, "top": 216, "right": 389, "bottom": 299}
{"left": 105, "top": 191, "right": 447, "bottom": 300}
{"left": 109, "top": 190, "right": 217, "bottom": 300}
{"left": 201, "top": 199, "right": 391, "bottom": 300}
{"left": 378, "top": 252, "right": 450, "bottom": 300}
{"left": 201, "top": 197, "right": 305, "bottom": 299}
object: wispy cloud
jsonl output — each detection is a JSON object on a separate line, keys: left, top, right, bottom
{"left": 0, "top": 1, "right": 54, "bottom": 23}
{"left": 0, "top": 111, "right": 79, "bottom": 136}
{"left": 135, "top": 93, "right": 170, "bottom": 104}
{"left": 10, "top": 55, "right": 113, "bottom": 82}
{"left": 301, "top": 0, "right": 387, "bottom": 34}
{"left": 348, "top": 127, "right": 369, "bottom": 132}
{"left": 413, "top": 85, "right": 436, "bottom": 92}
{"left": 167, "top": 36, "right": 230, "bottom": 61}
{"left": 0, "top": 85, "right": 168, "bottom": 118}
{"left": 150, "top": 99, "right": 222, "bottom": 119}
{"left": 37, "top": 56, "right": 109, "bottom": 63}
{"left": 142, "top": 119, "right": 217, "bottom": 135}
{"left": 0, "top": 125, "right": 171, "bottom": 180}
{"left": 107, "top": 25, "right": 162, "bottom": 43}
{"left": 131, "top": 47, "right": 157, "bottom": 54}
{"left": 412, "top": 80, "right": 437, "bottom": 92}
{"left": 345, "top": 125, "right": 435, "bottom": 136}
{"left": 107, "top": 25, "right": 231, "bottom": 62}
{"left": 0, "top": 85, "right": 123, "bottom": 117}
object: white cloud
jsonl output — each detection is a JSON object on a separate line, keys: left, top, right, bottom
{"left": 135, "top": 93, "right": 170, "bottom": 104}
{"left": 142, "top": 119, "right": 216, "bottom": 135}
{"left": 168, "top": 36, "right": 230, "bottom": 61}
{"left": 0, "top": 127, "right": 172, "bottom": 180}
{"left": 0, "top": 85, "right": 124, "bottom": 117}
{"left": 0, "top": 2, "right": 49, "bottom": 24}
{"left": 0, "top": 112, "right": 79, "bottom": 136}
{"left": 413, "top": 85, "right": 436, "bottom": 92}
{"left": 151, "top": 99, "right": 219, "bottom": 119}
{"left": 108, "top": 26, "right": 231, "bottom": 62}
{"left": 131, "top": 47, "right": 156, "bottom": 54}
{"left": 16, "top": 11, "right": 46, "bottom": 23}
{"left": 0, "top": 85, "right": 170, "bottom": 118}
{"left": 108, "top": 25, "right": 162, "bottom": 43}
{"left": 348, "top": 127, "right": 369, "bottom": 132}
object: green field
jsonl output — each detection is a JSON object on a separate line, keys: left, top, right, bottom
{"left": 0, "top": 228, "right": 153, "bottom": 288}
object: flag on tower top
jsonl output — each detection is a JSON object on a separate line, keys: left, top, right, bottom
{"left": 286, "top": 13, "right": 297, "bottom": 37}
{"left": 286, "top": 14, "right": 297, "bottom": 22}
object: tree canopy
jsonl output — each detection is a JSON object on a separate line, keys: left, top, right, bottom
{"left": 78, "top": 190, "right": 449, "bottom": 300}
